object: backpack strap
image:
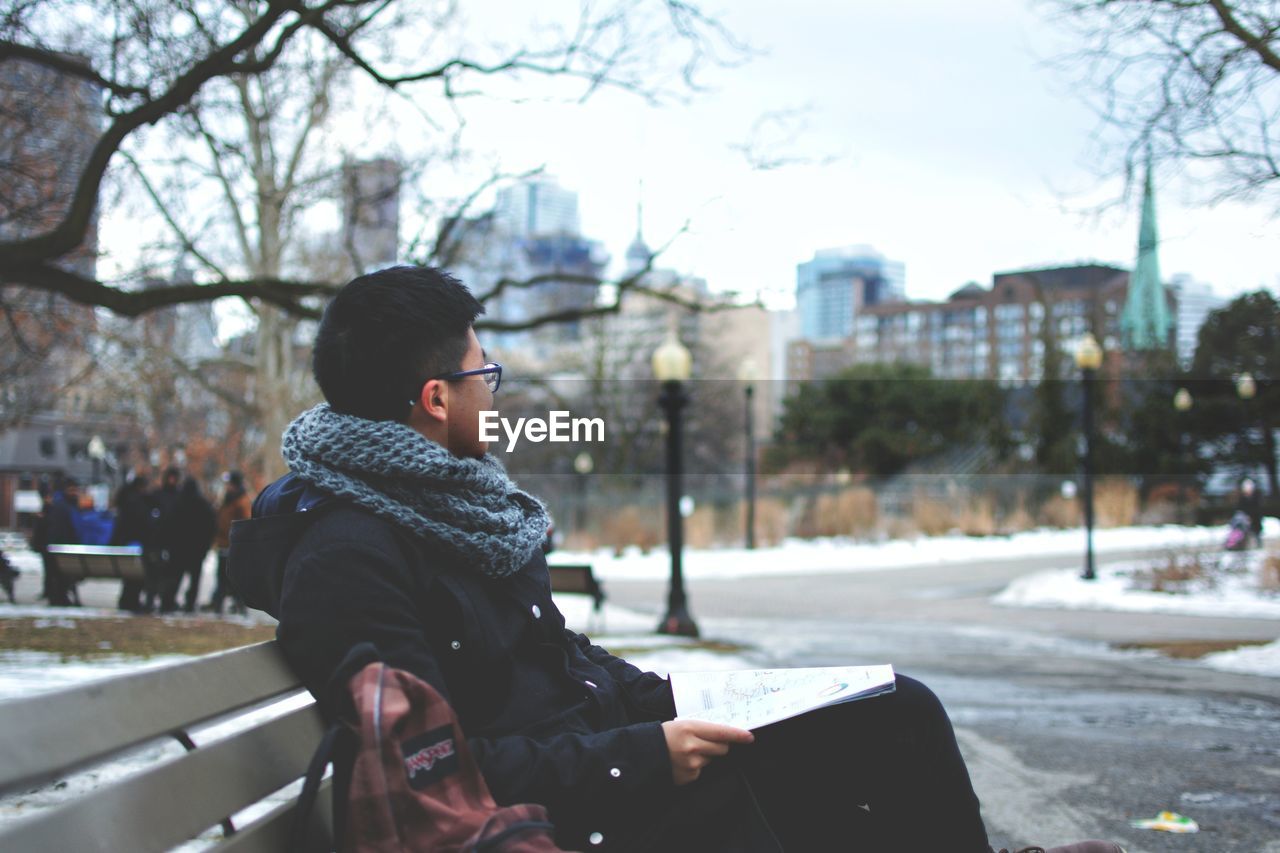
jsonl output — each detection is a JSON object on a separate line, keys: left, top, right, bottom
{"left": 289, "top": 720, "right": 352, "bottom": 852}
{"left": 289, "top": 642, "right": 382, "bottom": 852}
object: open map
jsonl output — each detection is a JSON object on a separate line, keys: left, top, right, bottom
{"left": 670, "top": 665, "right": 896, "bottom": 730}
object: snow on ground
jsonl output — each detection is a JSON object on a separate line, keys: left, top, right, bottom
{"left": 556, "top": 519, "right": 1277, "bottom": 582}
{"left": 1200, "top": 639, "right": 1280, "bottom": 677}
{"left": 996, "top": 568, "right": 1280, "bottom": 681}
{"left": 993, "top": 549, "right": 1280, "bottom": 620}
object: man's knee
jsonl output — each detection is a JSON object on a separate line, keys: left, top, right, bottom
{"left": 892, "top": 674, "right": 945, "bottom": 712}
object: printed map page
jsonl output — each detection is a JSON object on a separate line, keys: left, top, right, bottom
{"left": 670, "top": 665, "right": 895, "bottom": 730}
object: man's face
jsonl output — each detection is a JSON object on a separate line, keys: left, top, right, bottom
{"left": 444, "top": 328, "right": 494, "bottom": 459}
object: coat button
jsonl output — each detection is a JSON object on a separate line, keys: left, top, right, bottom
{"left": 531, "top": 604, "right": 542, "bottom": 619}
{"left": 609, "top": 767, "right": 621, "bottom": 778}
{"left": 450, "top": 640, "right": 461, "bottom": 650}
{"left": 584, "top": 680, "right": 597, "bottom": 689}
{"left": 588, "top": 832, "right": 604, "bottom": 845}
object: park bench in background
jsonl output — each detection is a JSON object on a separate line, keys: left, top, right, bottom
{"left": 548, "top": 562, "right": 606, "bottom": 630}
{"left": 45, "top": 543, "right": 145, "bottom": 606}
{"left": 0, "top": 641, "right": 331, "bottom": 852}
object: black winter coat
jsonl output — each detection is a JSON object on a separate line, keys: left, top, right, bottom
{"left": 229, "top": 476, "right": 775, "bottom": 852}
{"left": 109, "top": 487, "right": 153, "bottom": 547}
{"left": 172, "top": 487, "right": 216, "bottom": 563}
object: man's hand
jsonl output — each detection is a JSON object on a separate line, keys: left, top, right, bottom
{"left": 661, "top": 719, "right": 755, "bottom": 785}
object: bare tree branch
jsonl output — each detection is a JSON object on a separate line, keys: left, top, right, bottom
{"left": 1041, "top": 0, "right": 1280, "bottom": 206}
{"left": 6, "top": 263, "right": 334, "bottom": 317}
{"left": 120, "top": 149, "right": 230, "bottom": 280}
{"left": 0, "top": 4, "right": 296, "bottom": 265}
{"left": 0, "top": 39, "right": 150, "bottom": 98}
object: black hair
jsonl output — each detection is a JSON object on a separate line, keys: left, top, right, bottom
{"left": 313, "top": 265, "right": 485, "bottom": 421}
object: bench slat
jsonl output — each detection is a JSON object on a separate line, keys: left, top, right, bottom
{"left": 0, "top": 641, "right": 304, "bottom": 793}
{"left": 0, "top": 704, "right": 327, "bottom": 852}
{"left": 46, "top": 545, "right": 145, "bottom": 582}
{"left": 217, "top": 778, "right": 334, "bottom": 853}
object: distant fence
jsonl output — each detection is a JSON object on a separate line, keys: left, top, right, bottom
{"left": 520, "top": 472, "right": 1196, "bottom": 552}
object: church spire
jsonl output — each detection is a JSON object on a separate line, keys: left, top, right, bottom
{"left": 625, "top": 178, "right": 651, "bottom": 275}
{"left": 1120, "top": 154, "right": 1172, "bottom": 351}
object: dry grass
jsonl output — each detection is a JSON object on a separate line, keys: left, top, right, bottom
{"left": 794, "top": 488, "right": 877, "bottom": 539}
{"left": 753, "top": 497, "right": 791, "bottom": 547}
{"left": 599, "top": 505, "right": 664, "bottom": 555}
{"left": 910, "top": 493, "right": 997, "bottom": 537}
{"left": 0, "top": 615, "right": 275, "bottom": 660}
{"left": 1260, "top": 549, "right": 1280, "bottom": 593}
{"left": 684, "top": 505, "right": 717, "bottom": 549}
{"left": 1133, "top": 550, "right": 1216, "bottom": 593}
{"left": 999, "top": 500, "right": 1036, "bottom": 536}
{"left": 1038, "top": 494, "right": 1081, "bottom": 528}
{"left": 910, "top": 497, "right": 954, "bottom": 537}
{"left": 1095, "top": 478, "right": 1139, "bottom": 527}
{"left": 1114, "top": 638, "right": 1273, "bottom": 659}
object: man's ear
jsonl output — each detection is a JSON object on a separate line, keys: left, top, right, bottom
{"left": 417, "top": 378, "right": 449, "bottom": 424}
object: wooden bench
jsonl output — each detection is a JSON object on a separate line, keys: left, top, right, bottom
{"left": 45, "top": 543, "right": 146, "bottom": 605}
{"left": 548, "top": 563, "right": 605, "bottom": 631}
{"left": 0, "top": 641, "right": 332, "bottom": 851}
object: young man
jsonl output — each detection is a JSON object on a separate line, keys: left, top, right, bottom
{"left": 230, "top": 266, "right": 1124, "bottom": 853}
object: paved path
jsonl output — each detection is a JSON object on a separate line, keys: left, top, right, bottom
{"left": 606, "top": 546, "right": 1280, "bottom": 645}
{"left": 606, "top": 547, "right": 1280, "bottom": 852}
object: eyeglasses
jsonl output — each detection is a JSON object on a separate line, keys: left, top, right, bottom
{"left": 412, "top": 362, "right": 503, "bottom": 406}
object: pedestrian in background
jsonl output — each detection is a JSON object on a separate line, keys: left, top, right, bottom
{"left": 172, "top": 478, "right": 216, "bottom": 613}
{"left": 146, "top": 467, "right": 182, "bottom": 613}
{"left": 110, "top": 472, "right": 153, "bottom": 612}
{"left": 42, "top": 479, "right": 81, "bottom": 606}
{"left": 206, "top": 470, "right": 251, "bottom": 615}
{"left": 27, "top": 484, "right": 53, "bottom": 602}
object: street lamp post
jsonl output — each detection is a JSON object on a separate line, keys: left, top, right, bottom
{"left": 1174, "top": 388, "right": 1193, "bottom": 525}
{"left": 1236, "top": 371, "right": 1257, "bottom": 482}
{"left": 1075, "top": 333, "right": 1103, "bottom": 581}
{"left": 87, "top": 435, "right": 106, "bottom": 485}
{"left": 738, "top": 358, "right": 760, "bottom": 550}
{"left": 573, "top": 451, "right": 593, "bottom": 535}
{"left": 653, "top": 332, "right": 698, "bottom": 637}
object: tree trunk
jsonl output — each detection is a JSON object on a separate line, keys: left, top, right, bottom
{"left": 254, "top": 303, "right": 296, "bottom": 481}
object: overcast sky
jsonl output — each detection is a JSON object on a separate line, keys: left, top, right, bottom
{"left": 451, "top": 0, "right": 1279, "bottom": 309}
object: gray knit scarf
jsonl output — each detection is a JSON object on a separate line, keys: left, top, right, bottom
{"left": 281, "top": 404, "right": 549, "bottom": 579}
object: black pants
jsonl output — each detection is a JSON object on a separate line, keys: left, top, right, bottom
{"left": 738, "top": 674, "right": 988, "bottom": 851}
{"left": 41, "top": 554, "right": 72, "bottom": 606}
{"left": 649, "top": 674, "right": 990, "bottom": 852}
{"left": 209, "top": 550, "right": 243, "bottom": 612}
{"left": 172, "top": 550, "right": 207, "bottom": 613}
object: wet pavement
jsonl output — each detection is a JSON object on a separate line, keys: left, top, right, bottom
{"left": 608, "top": 550, "right": 1280, "bottom": 852}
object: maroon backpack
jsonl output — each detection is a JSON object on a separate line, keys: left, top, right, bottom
{"left": 293, "top": 655, "right": 571, "bottom": 852}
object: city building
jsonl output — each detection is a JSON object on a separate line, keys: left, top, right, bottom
{"left": 446, "top": 221, "right": 607, "bottom": 364}
{"left": 795, "top": 245, "right": 906, "bottom": 341}
{"left": 788, "top": 264, "right": 1142, "bottom": 384}
{"left": 1169, "top": 274, "right": 1225, "bottom": 368}
{"left": 494, "top": 175, "right": 581, "bottom": 238}
{"left": 341, "top": 157, "right": 401, "bottom": 273}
